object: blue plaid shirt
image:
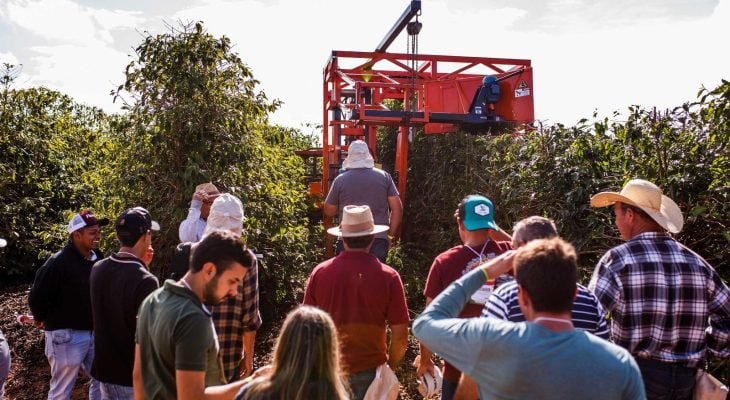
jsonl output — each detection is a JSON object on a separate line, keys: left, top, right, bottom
{"left": 588, "top": 232, "right": 730, "bottom": 367}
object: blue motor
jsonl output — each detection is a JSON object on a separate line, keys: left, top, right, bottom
{"left": 467, "top": 75, "right": 501, "bottom": 121}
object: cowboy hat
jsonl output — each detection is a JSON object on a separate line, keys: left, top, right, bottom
{"left": 327, "top": 205, "right": 389, "bottom": 237}
{"left": 195, "top": 182, "right": 220, "bottom": 195}
{"left": 590, "top": 179, "right": 684, "bottom": 233}
{"left": 342, "top": 140, "right": 375, "bottom": 169}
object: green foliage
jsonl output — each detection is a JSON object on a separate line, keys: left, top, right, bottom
{"left": 0, "top": 66, "right": 107, "bottom": 276}
{"left": 98, "top": 21, "right": 317, "bottom": 311}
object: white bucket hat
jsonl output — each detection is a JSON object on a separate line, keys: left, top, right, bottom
{"left": 204, "top": 193, "right": 244, "bottom": 235}
{"left": 590, "top": 179, "right": 684, "bottom": 233}
{"left": 342, "top": 140, "right": 374, "bottom": 169}
{"left": 327, "top": 205, "right": 389, "bottom": 237}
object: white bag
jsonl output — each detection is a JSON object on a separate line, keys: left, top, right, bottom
{"left": 364, "top": 363, "right": 400, "bottom": 400}
{"left": 693, "top": 370, "right": 729, "bottom": 400}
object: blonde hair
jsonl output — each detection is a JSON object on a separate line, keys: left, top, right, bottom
{"left": 240, "top": 306, "right": 349, "bottom": 400}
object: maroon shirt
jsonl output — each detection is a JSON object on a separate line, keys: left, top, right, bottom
{"left": 304, "top": 251, "right": 410, "bottom": 374}
{"left": 423, "top": 241, "right": 511, "bottom": 383}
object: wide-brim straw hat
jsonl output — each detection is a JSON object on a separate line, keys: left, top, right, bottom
{"left": 590, "top": 179, "right": 684, "bottom": 233}
{"left": 342, "top": 140, "right": 375, "bottom": 169}
{"left": 327, "top": 205, "right": 389, "bottom": 237}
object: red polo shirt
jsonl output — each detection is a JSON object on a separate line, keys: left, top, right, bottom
{"left": 303, "top": 251, "right": 410, "bottom": 374}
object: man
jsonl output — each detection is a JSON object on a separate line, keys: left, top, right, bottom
{"left": 482, "top": 216, "right": 609, "bottom": 337}
{"left": 417, "top": 195, "right": 511, "bottom": 400}
{"left": 179, "top": 182, "right": 220, "bottom": 242}
{"left": 323, "top": 140, "right": 403, "bottom": 262}
{"left": 204, "top": 194, "right": 261, "bottom": 382}
{"left": 29, "top": 210, "right": 108, "bottom": 400}
{"left": 169, "top": 194, "right": 261, "bottom": 381}
{"left": 90, "top": 207, "right": 160, "bottom": 399}
{"left": 134, "top": 230, "right": 255, "bottom": 400}
{"left": 304, "top": 205, "right": 409, "bottom": 400}
{"left": 413, "top": 238, "right": 646, "bottom": 400}
{"left": 588, "top": 179, "right": 730, "bottom": 399}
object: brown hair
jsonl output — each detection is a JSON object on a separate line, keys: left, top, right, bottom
{"left": 240, "top": 306, "right": 349, "bottom": 400}
{"left": 342, "top": 234, "right": 375, "bottom": 249}
{"left": 189, "top": 230, "right": 254, "bottom": 274}
{"left": 514, "top": 238, "right": 577, "bottom": 313}
{"left": 512, "top": 216, "right": 558, "bottom": 245}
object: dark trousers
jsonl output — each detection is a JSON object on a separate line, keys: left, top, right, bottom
{"left": 636, "top": 358, "right": 696, "bottom": 400}
{"left": 348, "top": 368, "right": 376, "bottom": 400}
{"left": 335, "top": 238, "right": 389, "bottom": 263}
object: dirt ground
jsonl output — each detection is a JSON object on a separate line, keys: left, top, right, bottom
{"left": 1, "top": 285, "right": 424, "bottom": 400}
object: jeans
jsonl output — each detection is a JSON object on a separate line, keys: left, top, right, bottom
{"left": 441, "top": 378, "right": 458, "bottom": 400}
{"left": 100, "top": 382, "right": 134, "bottom": 400}
{"left": 45, "top": 329, "right": 101, "bottom": 400}
{"left": 636, "top": 358, "right": 696, "bottom": 400}
{"left": 0, "top": 330, "right": 10, "bottom": 399}
{"left": 349, "top": 368, "right": 376, "bottom": 400}
{"left": 335, "top": 238, "right": 389, "bottom": 263}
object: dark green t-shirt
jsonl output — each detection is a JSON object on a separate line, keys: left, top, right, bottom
{"left": 136, "top": 279, "right": 226, "bottom": 399}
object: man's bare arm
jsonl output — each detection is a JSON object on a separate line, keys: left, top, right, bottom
{"left": 239, "top": 330, "right": 257, "bottom": 379}
{"left": 387, "top": 195, "right": 403, "bottom": 239}
{"left": 388, "top": 323, "right": 409, "bottom": 370}
{"left": 323, "top": 203, "right": 338, "bottom": 218}
{"left": 176, "top": 370, "right": 247, "bottom": 400}
{"left": 454, "top": 374, "right": 480, "bottom": 400}
{"left": 416, "top": 297, "right": 436, "bottom": 377}
{"left": 133, "top": 344, "right": 144, "bottom": 400}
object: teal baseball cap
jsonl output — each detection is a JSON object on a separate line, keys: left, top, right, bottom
{"left": 459, "top": 195, "right": 497, "bottom": 231}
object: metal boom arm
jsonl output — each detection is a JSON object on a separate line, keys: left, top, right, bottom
{"left": 375, "top": 0, "right": 421, "bottom": 52}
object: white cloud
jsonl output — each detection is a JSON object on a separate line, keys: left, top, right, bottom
{"left": 3, "top": 0, "right": 143, "bottom": 45}
{"left": 1, "top": 0, "right": 727, "bottom": 125}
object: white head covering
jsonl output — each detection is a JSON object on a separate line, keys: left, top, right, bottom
{"left": 342, "top": 140, "right": 374, "bottom": 169}
{"left": 204, "top": 193, "right": 244, "bottom": 235}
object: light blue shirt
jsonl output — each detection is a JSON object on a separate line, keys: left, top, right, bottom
{"left": 413, "top": 268, "right": 646, "bottom": 400}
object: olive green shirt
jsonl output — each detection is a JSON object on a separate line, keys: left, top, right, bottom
{"left": 136, "top": 279, "right": 225, "bottom": 399}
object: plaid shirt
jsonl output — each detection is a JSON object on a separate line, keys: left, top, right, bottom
{"left": 588, "top": 232, "right": 730, "bottom": 367}
{"left": 211, "top": 255, "right": 261, "bottom": 381}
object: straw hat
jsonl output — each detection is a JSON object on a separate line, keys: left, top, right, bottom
{"left": 327, "top": 205, "right": 389, "bottom": 237}
{"left": 196, "top": 182, "right": 220, "bottom": 195}
{"left": 342, "top": 140, "right": 374, "bottom": 169}
{"left": 590, "top": 179, "right": 684, "bottom": 233}
{"left": 204, "top": 194, "right": 244, "bottom": 235}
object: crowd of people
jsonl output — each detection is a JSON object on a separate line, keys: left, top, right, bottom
{"left": 1, "top": 140, "right": 728, "bottom": 400}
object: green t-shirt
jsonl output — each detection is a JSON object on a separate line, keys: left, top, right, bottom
{"left": 136, "top": 279, "right": 226, "bottom": 399}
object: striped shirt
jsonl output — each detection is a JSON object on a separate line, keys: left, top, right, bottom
{"left": 482, "top": 281, "right": 610, "bottom": 339}
{"left": 588, "top": 232, "right": 730, "bottom": 367}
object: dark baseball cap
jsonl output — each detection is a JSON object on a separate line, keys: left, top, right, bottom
{"left": 115, "top": 207, "right": 160, "bottom": 243}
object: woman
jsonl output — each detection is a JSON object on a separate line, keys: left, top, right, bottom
{"left": 235, "top": 306, "right": 350, "bottom": 400}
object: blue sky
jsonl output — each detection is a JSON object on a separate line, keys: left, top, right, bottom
{"left": 1, "top": 0, "right": 728, "bottom": 128}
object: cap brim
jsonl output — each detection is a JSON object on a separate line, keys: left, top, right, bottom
{"left": 97, "top": 217, "right": 110, "bottom": 227}
{"left": 327, "top": 224, "right": 389, "bottom": 237}
{"left": 151, "top": 221, "right": 161, "bottom": 231}
{"left": 463, "top": 219, "right": 498, "bottom": 231}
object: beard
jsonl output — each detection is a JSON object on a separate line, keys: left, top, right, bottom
{"left": 202, "top": 275, "right": 226, "bottom": 306}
